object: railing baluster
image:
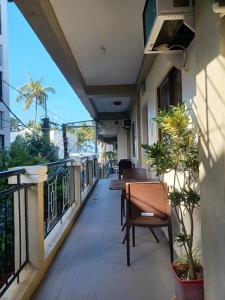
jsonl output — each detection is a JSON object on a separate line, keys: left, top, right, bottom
{"left": 0, "top": 169, "right": 29, "bottom": 297}
{"left": 44, "top": 158, "right": 75, "bottom": 237}
{"left": 17, "top": 175, "right": 21, "bottom": 284}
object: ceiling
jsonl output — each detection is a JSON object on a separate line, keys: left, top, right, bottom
{"left": 14, "top": 0, "right": 155, "bottom": 130}
{"left": 92, "top": 97, "right": 131, "bottom": 113}
{"left": 50, "top": 0, "right": 146, "bottom": 86}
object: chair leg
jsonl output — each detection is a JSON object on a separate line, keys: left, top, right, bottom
{"left": 122, "top": 199, "right": 125, "bottom": 217}
{"left": 120, "top": 196, "right": 123, "bottom": 226}
{"left": 149, "top": 227, "right": 160, "bottom": 243}
{"left": 126, "top": 224, "right": 130, "bottom": 266}
{"left": 122, "top": 231, "right": 127, "bottom": 244}
{"left": 121, "top": 222, "right": 126, "bottom": 231}
{"left": 168, "top": 224, "right": 174, "bottom": 262}
{"left": 132, "top": 225, "right": 135, "bottom": 247}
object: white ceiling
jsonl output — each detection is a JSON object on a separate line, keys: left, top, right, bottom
{"left": 50, "top": 0, "right": 145, "bottom": 85}
{"left": 92, "top": 97, "right": 131, "bottom": 113}
{"left": 98, "top": 120, "right": 119, "bottom": 137}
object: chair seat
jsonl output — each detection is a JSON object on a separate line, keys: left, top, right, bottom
{"left": 128, "top": 216, "right": 168, "bottom": 227}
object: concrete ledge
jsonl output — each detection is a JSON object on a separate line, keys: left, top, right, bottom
{"left": 2, "top": 177, "right": 99, "bottom": 300}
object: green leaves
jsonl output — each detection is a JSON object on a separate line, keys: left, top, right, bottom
{"left": 0, "top": 132, "right": 58, "bottom": 171}
{"left": 68, "top": 124, "right": 94, "bottom": 153}
{"left": 16, "top": 75, "right": 55, "bottom": 125}
{"left": 155, "top": 104, "right": 190, "bottom": 138}
{"left": 175, "top": 233, "right": 191, "bottom": 248}
{"left": 142, "top": 142, "right": 174, "bottom": 176}
{"left": 142, "top": 103, "right": 199, "bottom": 179}
{"left": 169, "top": 188, "right": 200, "bottom": 208}
{"left": 141, "top": 103, "right": 201, "bottom": 279}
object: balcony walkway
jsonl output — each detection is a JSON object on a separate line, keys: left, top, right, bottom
{"left": 33, "top": 175, "right": 174, "bottom": 300}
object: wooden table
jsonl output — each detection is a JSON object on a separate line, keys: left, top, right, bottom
{"left": 109, "top": 178, "right": 159, "bottom": 190}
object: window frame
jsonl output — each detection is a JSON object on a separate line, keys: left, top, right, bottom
{"left": 0, "top": 134, "right": 4, "bottom": 148}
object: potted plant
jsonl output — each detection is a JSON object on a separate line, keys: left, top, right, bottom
{"left": 105, "top": 151, "right": 117, "bottom": 174}
{"left": 142, "top": 104, "right": 203, "bottom": 300}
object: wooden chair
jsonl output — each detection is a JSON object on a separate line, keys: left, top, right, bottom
{"left": 120, "top": 168, "right": 147, "bottom": 227}
{"left": 118, "top": 159, "right": 132, "bottom": 179}
{"left": 125, "top": 182, "right": 173, "bottom": 266}
{"left": 122, "top": 168, "right": 147, "bottom": 180}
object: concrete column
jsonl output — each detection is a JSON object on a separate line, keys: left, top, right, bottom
{"left": 9, "top": 166, "right": 47, "bottom": 270}
{"left": 195, "top": 1, "right": 225, "bottom": 299}
{"left": 73, "top": 164, "right": 81, "bottom": 205}
{"left": 136, "top": 94, "right": 142, "bottom": 167}
{"left": 88, "top": 160, "right": 93, "bottom": 185}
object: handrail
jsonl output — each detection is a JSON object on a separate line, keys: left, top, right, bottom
{"left": 45, "top": 158, "right": 74, "bottom": 167}
{"left": 0, "top": 168, "right": 26, "bottom": 179}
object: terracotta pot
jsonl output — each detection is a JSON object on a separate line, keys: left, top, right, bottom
{"left": 171, "top": 266, "right": 204, "bottom": 300}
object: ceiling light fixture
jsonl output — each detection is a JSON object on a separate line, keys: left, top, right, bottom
{"left": 112, "top": 101, "right": 122, "bottom": 106}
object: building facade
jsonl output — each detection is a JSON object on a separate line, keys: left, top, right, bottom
{"left": 0, "top": 0, "right": 9, "bottom": 149}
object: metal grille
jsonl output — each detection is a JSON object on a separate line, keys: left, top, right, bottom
{"left": 44, "top": 159, "right": 74, "bottom": 237}
{"left": 80, "top": 157, "right": 89, "bottom": 193}
{"left": 0, "top": 169, "right": 28, "bottom": 297}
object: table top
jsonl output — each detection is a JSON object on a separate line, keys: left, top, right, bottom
{"left": 109, "top": 178, "right": 159, "bottom": 190}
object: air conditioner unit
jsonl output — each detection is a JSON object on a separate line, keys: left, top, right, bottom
{"left": 143, "top": 0, "right": 195, "bottom": 54}
{"left": 122, "top": 119, "right": 131, "bottom": 129}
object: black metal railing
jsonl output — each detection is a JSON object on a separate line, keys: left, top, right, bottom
{"left": 93, "top": 158, "right": 98, "bottom": 178}
{"left": 100, "top": 162, "right": 109, "bottom": 178}
{"left": 44, "top": 159, "right": 74, "bottom": 237}
{"left": 80, "top": 157, "right": 89, "bottom": 193}
{"left": 0, "top": 169, "right": 28, "bottom": 297}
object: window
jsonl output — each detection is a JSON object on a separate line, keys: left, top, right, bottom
{"left": 157, "top": 67, "right": 182, "bottom": 111}
{"left": 142, "top": 104, "right": 148, "bottom": 145}
{"left": 0, "top": 134, "right": 4, "bottom": 148}
{"left": 0, "top": 45, "right": 3, "bottom": 66}
{"left": 0, "top": 111, "right": 2, "bottom": 129}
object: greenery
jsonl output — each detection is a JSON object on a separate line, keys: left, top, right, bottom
{"left": 10, "top": 117, "right": 22, "bottom": 131}
{"left": 16, "top": 75, "right": 55, "bottom": 126}
{"left": 0, "top": 132, "right": 57, "bottom": 172}
{"left": 103, "top": 151, "right": 117, "bottom": 161}
{"left": 68, "top": 124, "right": 94, "bottom": 152}
{"left": 142, "top": 104, "right": 201, "bottom": 280}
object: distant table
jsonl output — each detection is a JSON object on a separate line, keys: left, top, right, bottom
{"left": 109, "top": 178, "right": 159, "bottom": 190}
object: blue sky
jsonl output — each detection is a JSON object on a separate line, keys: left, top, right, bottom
{"left": 7, "top": 3, "right": 91, "bottom": 125}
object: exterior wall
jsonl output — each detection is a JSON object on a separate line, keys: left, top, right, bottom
{"left": 0, "top": 0, "right": 10, "bottom": 148}
{"left": 138, "top": 1, "right": 225, "bottom": 299}
{"left": 129, "top": 97, "right": 141, "bottom": 166}
{"left": 117, "top": 122, "right": 128, "bottom": 161}
{"left": 194, "top": 1, "right": 225, "bottom": 299}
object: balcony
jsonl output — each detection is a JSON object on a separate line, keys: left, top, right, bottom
{"left": 0, "top": 156, "right": 174, "bottom": 300}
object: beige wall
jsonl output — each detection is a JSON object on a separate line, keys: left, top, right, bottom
{"left": 117, "top": 123, "right": 128, "bottom": 161}
{"left": 138, "top": 48, "right": 202, "bottom": 253}
{"left": 194, "top": 1, "right": 225, "bottom": 299}
{"left": 129, "top": 97, "right": 141, "bottom": 166}
{"left": 137, "top": 1, "right": 225, "bottom": 299}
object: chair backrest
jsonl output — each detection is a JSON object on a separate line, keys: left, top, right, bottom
{"left": 126, "top": 182, "right": 170, "bottom": 220}
{"left": 123, "top": 168, "right": 147, "bottom": 180}
{"left": 118, "top": 159, "right": 132, "bottom": 179}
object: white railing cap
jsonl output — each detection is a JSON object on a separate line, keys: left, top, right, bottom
{"left": 8, "top": 165, "right": 47, "bottom": 184}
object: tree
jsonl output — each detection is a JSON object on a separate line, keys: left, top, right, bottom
{"left": 16, "top": 75, "right": 55, "bottom": 126}
{"left": 69, "top": 124, "right": 94, "bottom": 152}
{"left": 10, "top": 117, "right": 22, "bottom": 132}
{"left": 27, "top": 120, "right": 42, "bottom": 130}
{"left": 142, "top": 104, "right": 201, "bottom": 280}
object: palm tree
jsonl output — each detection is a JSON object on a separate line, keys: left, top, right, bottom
{"left": 16, "top": 75, "right": 55, "bottom": 126}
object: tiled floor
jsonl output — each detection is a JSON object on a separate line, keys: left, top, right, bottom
{"left": 33, "top": 175, "right": 174, "bottom": 300}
